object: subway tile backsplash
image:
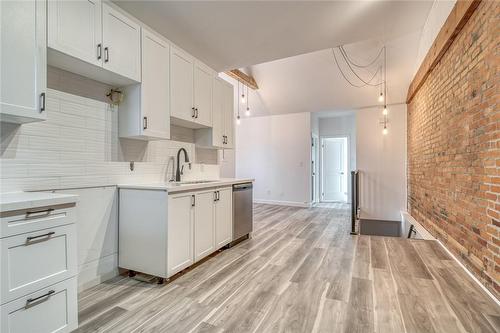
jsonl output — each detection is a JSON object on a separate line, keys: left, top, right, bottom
{"left": 0, "top": 88, "right": 219, "bottom": 192}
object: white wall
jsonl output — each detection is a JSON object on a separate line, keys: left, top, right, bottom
{"left": 414, "top": 0, "right": 456, "bottom": 75}
{"left": 318, "top": 114, "right": 357, "bottom": 202}
{"left": 356, "top": 104, "right": 407, "bottom": 221}
{"left": 236, "top": 112, "right": 311, "bottom": 207}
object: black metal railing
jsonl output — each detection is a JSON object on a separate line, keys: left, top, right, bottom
{"left": 350, "top": 170, "right": 360, "bottom": 235}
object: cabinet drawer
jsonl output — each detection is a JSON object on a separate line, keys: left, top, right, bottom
{"left": 1, "top": 224, "right": 77, "bottom": 304}
{"left": 1, "top": 277, "right": 77, "bottom": 333}
{"left": 0, "top": 203, "right": 76, "bottom": 238}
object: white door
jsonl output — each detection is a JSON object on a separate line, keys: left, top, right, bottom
{"left": 167, "top": 193, "right": 194, "bottom": 276}
{"left": 222, "top": 82, "right": 234, "bottom": 148}
{"left": 141, "top": 28, "right": 170, "bottom": 139}
{"left": 211, "top": 78, "right": 225, "bottom": 148}
{"left": 1, "top": 0, "right": 47, "bottom": 124}
{"left": 170, "top": 47, "right": 194, "bottom": 121}
{"left": 48, "top": 0, "right": 102, "bottom": 67}
{"left": 215, "top": 188, "right": 233, "bottom": 249}
{"left": 193, "top": 61, "right": 213, "bottom": 127}
{"left": 194, "top": 191, "right": 215, "bottom": 262}
{"left": 321, "top": 137, "right": 348, "bottom": 202}
{"left": 102, "top": 3, "right": 141, "bottom": 82}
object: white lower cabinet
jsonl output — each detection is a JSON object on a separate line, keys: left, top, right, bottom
{"left": 119, "top": 186, "right": 233, "bottom": 279}
{"left": 0, "top": 277, "right": 78, "bottom": 333}
{"left": 215, "top": 187, "right": 233, "bottom": 248}
{"left": 194, "top": 190, "right": 216, "bottom": 262}
{"left": 167, "top": 192, "right": 194, "bottom": 276}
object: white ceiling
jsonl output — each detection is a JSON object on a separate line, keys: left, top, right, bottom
{"left": 113, "top": 0, "right": 438, "bottom": 116}
{"left": 113, "top": 0, "right": 433, "bottom": 71}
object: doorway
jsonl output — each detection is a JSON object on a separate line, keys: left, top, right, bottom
{"left": 320, "top": 136, "right": 348, "bottom": 202}
{"left": 311, "top": 134, "right": 320, "bottom": 204}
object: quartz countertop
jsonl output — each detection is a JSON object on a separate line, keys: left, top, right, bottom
{"left": 0, "top": 191, "right": 79, "bottom": 212}
{"left": 118, "top": 178, "right": 254, "bottom": 193}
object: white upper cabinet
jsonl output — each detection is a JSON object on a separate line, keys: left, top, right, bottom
{"left": 102, "top": 3, "right": 141, "bottom": 82}
{"left": 47, "top": 0, "right": 141, "bottom": 85}
{"left": 120, "top": 28, "right": 170, "bottom": 140}
{"left": 222, "top": 81, "right": 235, "bottom": 148}
{"left": 170, "top": 46, "right": 214, "bottom": 128}
{"left": 210, "top": 78, "right": 225, "bottom": 148}
{"left": 1, "top": 0, "right": 47, "bottom": 124}
{"left": 48, "top": 0, "right": 102, "bottom": 67}
{"left": 170, "top": 47, "right": 194, "bottom": 122}
{"left": 193, "top": 61, "right": 213, "bottom": 127}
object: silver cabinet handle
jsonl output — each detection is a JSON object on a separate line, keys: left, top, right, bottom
{"left": 97, "top": 44, "right": 102, "bottom": 60}
{"left": 26, "top": 207, "right": 53, "bottom": 218}
{"left": 26, "top": 290, "right": 55, "bottom": 305}
{"left": 104, "top": 47, "right": 109, "bottom": 63}
{"left": 40, "top": 92, "right": 46, "bottom": 112}
{"left": 26, "top": 231, "right": 55, "bottom": 242}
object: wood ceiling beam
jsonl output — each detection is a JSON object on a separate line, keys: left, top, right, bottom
{"left": 406, "top": 0, "right": 481, "bottom": 103}
{"left": 225, "top": 69, "right": 259, "bottom": 90}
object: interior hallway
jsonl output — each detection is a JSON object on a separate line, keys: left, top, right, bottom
{"left": 76, "top": 204, "right": 500, "bottom": 333}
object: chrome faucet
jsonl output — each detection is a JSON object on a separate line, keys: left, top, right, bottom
{"left": 175, "top": 148, "right": 190, "bottom": 182}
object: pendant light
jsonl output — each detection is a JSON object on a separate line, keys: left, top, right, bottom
{"left": 245, "top": 84, "right": 251, "bottom": 116}
{"left": 241, "top": 82, "right": 246, "bottom": 103}
{"left": 236, "top": 81, "right": 241, "bottom": 125}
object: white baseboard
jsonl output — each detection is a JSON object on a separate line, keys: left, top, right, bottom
{"left": 253, "top": 199, "right": 311, "bottom": 208}
{"left": 78, "top": 253, "right": 119, "bottom": 292}
{"left": 401, "top": 211, "right": 499, "bottom": 305}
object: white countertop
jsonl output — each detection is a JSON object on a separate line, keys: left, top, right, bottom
{"left": 0, "top": 191, "right": 79, "bottom": 212}
{"left": 118, "top": 178, "right": 254, "bottom": 193}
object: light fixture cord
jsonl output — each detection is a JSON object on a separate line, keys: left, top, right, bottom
{"left": 332, "top": 48, "right": 382, "bottom": 88}
{"left": 340, "top": 45, "right": 384, "bottom": 68}
{"left": 338, "top": 47, "right": 382, "bottom": 86}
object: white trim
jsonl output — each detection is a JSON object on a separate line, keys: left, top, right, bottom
{"left": 253, "top": 199, "right": 310, "bottom": 208}
{"left": 401, "top": 211, "right": 500, "bottom": 305}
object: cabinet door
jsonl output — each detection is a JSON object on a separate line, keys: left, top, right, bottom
{"left": 102, "top": 3, "right": 141, "bottom": 82}
{"left": 48, "top": 0, "right": 102, "bottom": 67}
{"left": 211, "top": 78, "right": 225, "bottom": 148}
{"left": 141, "top": 29, "right": 170, "bottom": 139}
{"left": 194, "top": 191, "right": 215, "bottom": 262}
{"left": 170, "top": 47, "right": 194, "bottom": 121}
{"left": 193, "top": 61, "right": 213, "bottom": 127}
{"left": 0, "top": 0, "right": 46, "bottom": 124}
{"left": 167, "top": 193, "right": 194, "bottom": 276}
{"left": 215, "top": 188, "right": 233, "bottom": 248}
{"left": 223, "top": 83, "right": 235, "bottom": 148}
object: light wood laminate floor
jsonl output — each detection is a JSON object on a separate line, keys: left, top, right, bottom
{"left": 76, "top": 204, "right": 500, "bottom": 333}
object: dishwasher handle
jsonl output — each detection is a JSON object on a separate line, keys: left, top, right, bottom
{"left": 233, "top": 183, "right": 253, "bottom": 190}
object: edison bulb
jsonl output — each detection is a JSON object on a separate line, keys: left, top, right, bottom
{"left": 383, "top": 106, "right": 388, "bottom": 115}
{"left": 382, "top": 127, "right": 388, "bottom": 135}
{"left": 241, "top": 95, "right": 245, "bottom": 103}
{"left": 378, "top": 93, "right": 384, "bottom": 103}
{"left": 236, "top": 116, "right": 241, "bottom": 125}
{"left": 245, "top": 107, "right": 250, "bottom": 116}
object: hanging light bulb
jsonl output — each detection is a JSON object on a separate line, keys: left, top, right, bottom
{"left": 378, "top": 92, "right": 384, "bottom": 103}
{"left": 236, "top": 115, "right": 241, "bottom": 125}
{"left": 241, "top": 84, "right": 246, "bottom": 103}
{"left": 382, "top": 125, "right": 388, "bottom": 135}
{"left": 383, "top": 105, "right": 388, "bottom": 115}
{"left": 245, "top": 107, "right": 250, "bottom": 116}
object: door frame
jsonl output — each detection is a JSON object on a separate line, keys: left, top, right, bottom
{"left": 311, "top": 133, "right": 320, "bottom": 205}
{"left": 319, "top": 135, "right": 350, "bottom": 203}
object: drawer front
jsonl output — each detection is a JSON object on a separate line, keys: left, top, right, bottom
{"left": 0, "top": 204, "right": 76, "bottom": 238}
{"left": 1, "top": 224, "right": 77, "bottom": 304}
{"left": 1, "top": 277, "right": 77, "bottom": 333}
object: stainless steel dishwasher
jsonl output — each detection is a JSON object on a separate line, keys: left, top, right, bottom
{"left": 232, "top": 182, "right": 253, "bottom": 243}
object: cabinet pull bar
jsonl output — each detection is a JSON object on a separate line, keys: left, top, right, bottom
{"left": 26, "top": 207, "right": 54, "bottom": 217}
{"left": 40, "top": 92, "right": 46, "bottom": 112}
{"left": 97, "top": 43, "right": 102, "bottom": 60}
{"left": 26, "top": 290, "right": 55, "bottom": 305}
{"left": 191, "top": 107, "right": 196, "bottom": 118}
{"left": 143, "top": 116, "right": 148, "bottom": 130}
{"left": 191, "top": 195, "right": 196, "bottom": 207}
{"left": 26, "top": 231, "right": 55, "bottom": 242}
{"left": 195, "top": 108, "right": 199, "bottom": 118}
{"left": 104, "top": 47, "right": 109, "bottom": 63}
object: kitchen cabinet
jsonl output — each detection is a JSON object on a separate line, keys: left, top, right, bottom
{"left": 47, "top": 0, "right": 141, "bottom": 85}
{"left": 170, "top": 46, "right": 214, "bottom": 128}
{"left": 120, "top": 28, "right": 170, "bottom": 140}
{"left": 102, "top": 3, "right": 141, "bottom": 82}
{"left": 0, "top": 0, "right": 47, "bottom": 124}
{"left": 48, "top": 0, "right": 102, "bottom": 67}
{"left": 194, "top": 190, "right": 215, "bottom": 262}
{"left": 195, "top": 78, "right": 234, "bottom": 149}
{"left": 215, "top": 187, "right": 233, "bottom": 248}
{"left": 167, "top": 193, "right": 194, "bottom": 276}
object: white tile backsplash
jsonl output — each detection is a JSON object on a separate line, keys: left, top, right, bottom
{"left": 0, "top": 89, "right": 219, "bottom": 192}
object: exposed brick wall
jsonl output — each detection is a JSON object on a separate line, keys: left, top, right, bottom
{"left": 408, "top": 0, "right": 499, "bottom": 298}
